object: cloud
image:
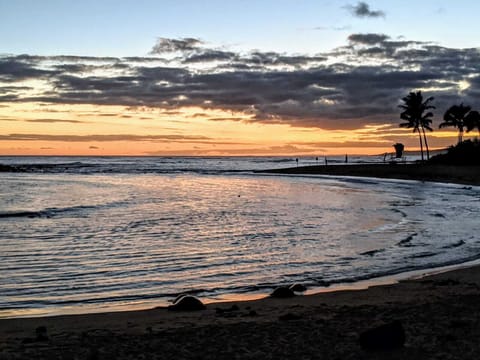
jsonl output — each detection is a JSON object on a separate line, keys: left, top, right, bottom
{"left": 2, "top": 35, "right": 480, "bottom": 132}
{"left": 150, "top": 37, "right": 203, "bottom": 54}
{"left": 145, "top": 144, "right": 317, "bottom": 156}
{"left": 89, "top": 146, "right": 99, "bottom": 149}
{"left": 346, "top": 2, "right": 385, "bottom": 18}
{"left": 348, "top": 33, "right": 390, "bottom": 45}
{"left": 0, "top": 133, "right": 212, "bottom": 142}
{"left": 183, "top": 49, "right": 237, "bottom": 63}
{"left": 0, "top": 58, "right": 57, "bottom": 82}
{"left": 313, "top": 25, "right": 351, "bottom": 31}
{"left": 25, "top": 118, "right": 85, "bottom": 124}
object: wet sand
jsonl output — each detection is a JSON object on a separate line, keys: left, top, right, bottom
{"left": 260, "top": 163, "right": 480, "bottom": 186}
{"left": 2, "top": 265, "right": 480, "bottom": 359}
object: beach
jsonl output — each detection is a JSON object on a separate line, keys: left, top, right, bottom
{"left": 2, "top": 160, "right": 480, "bottom": 359}
{"left": 2, "top": 264, "right": 480, "bottom": 359}
{"left": 261, "top": 163, "right": 480, "bottom": 186}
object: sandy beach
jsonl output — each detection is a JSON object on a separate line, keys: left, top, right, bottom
{"left": 261, "top": 163, "right": 480, "bottom": 186}
{"left": 2, "top": 264, "right": 480, "bottom": 359}
{"left": 2, "top": 164, "right": 480, "bottom": 359}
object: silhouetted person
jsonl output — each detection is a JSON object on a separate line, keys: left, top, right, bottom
{"left": 295, "top": 158, "right": 298, "bottom": 167}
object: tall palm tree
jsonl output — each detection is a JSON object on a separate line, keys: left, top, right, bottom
{"left": 465, "top": 110, "right": 480, "bottom": 137}
{"left": 439, "top": 103, "right": 471, "bottom": 143}
{"left": 399, "top": 91, "right": 435, "bottom": 161}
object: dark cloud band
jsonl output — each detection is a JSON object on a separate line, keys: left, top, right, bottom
{"left": 1, "top": 33, "right": 479, "bottom": 132}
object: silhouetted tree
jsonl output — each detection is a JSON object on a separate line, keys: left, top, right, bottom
{"left": 439, "top": 103, "right": 471, "bottom": 143}
{"left": 399, "top": 91, "right": 435, "bottom": 161}
{"left": 465, "top": 110, "right": 480, "bottom": 137}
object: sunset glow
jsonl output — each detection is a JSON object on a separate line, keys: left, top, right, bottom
{"left": 1, "top": 1, "right": 479, "bottom": 156}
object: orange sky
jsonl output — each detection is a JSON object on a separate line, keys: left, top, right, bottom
{"left": 2, "top": 1, "right": 480, "bottom": 156}
{"left": 1, "top": 33, "right": 477, "bottom": 157}
{"left": 0, "top": 102, "right": 466, "bottom": 156}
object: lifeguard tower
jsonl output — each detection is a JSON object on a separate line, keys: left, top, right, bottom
{"left": 391, "top": 143, "right": 406, "bottom": 163}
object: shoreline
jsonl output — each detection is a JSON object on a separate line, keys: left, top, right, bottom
{"left": 258, "top": 163, "right": 480, "bottom": 186}
{"left": 2, "top": 164, "right": 480, "bottom": 358}
{"left": 4, "top": 255, "right": 480, "bottom": 321}
{"left": 3, "top": 262, "right": 480, "bottom": 358}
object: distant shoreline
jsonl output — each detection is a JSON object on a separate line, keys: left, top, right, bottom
{"left": 259, "top": 163, "right": 480, "bottom": 186}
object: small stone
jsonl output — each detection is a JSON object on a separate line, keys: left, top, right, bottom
{"left": 35, "top": 326, "right": 48, "bottom": 341}
{"left": 270, "top": 286, "right": 295, "bottom": 298}
{"left": 168, "top": 295, "right": 205, "bottom": 311}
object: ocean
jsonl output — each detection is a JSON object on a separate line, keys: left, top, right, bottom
{"left": 1, "top": 156, "right": 479, "bottom": 318}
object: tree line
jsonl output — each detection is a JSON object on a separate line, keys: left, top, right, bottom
{"left": 399, "top": 91, "right": 480, "bottom": 161}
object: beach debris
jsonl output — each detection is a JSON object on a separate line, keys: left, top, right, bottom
{"left": 168, "top": 295, "right": 206, "bottom": 311}
{"left": 359, "top": 320, "right": 405, "bottom": 351}
{"left": 289, "top": 283, "right": 307, "bottom": 293}
{"left": 270, "top": 286, "right": 295, "bottom": 298}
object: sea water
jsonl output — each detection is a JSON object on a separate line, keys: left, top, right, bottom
{"left": 1, "top": 156, "right": 479, "bottom": 318}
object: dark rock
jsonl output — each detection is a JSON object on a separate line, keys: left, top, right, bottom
{"left": 35, "top": 326, "right": 48, "bottom": 341}
{"left": 172, "top": 293, "right": 188, "bottom": 304}
{"left": 359, "top": 320, "right": 405, "bottom": 351}
{"left": 270, "top": 286, "right": 295, "bottom": 298}
{"left": 289, "top": 283, "right": 307, "bottom": 292}
{"left": 168, "top": 295, "right": 205, "bottom": 311}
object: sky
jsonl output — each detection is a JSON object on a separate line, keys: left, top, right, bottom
{"left": 1, "top": 0, "right": 480, "bottom": 156}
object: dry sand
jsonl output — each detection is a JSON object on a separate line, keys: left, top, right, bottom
{"left": 2, "top": 265, "right": 480, "bottom": 359}
{"left": 261, "top": 163, "right": 480, "bottom": 186}
{"left": 2, "top": 164, "right": 480, "bottom": 359}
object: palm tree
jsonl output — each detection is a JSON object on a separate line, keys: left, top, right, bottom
{"left": 465, "top": 110, "right": 480, "bottom": 137}
{"left": 399, "top": 91, "right": 435, "bottom": 161}
{"left": 439, "top": 103, "right": 471, "bottom": 143}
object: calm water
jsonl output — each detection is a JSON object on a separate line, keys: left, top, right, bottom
{"left": 1, "top": 156, "right": 479, "bottom": 317}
